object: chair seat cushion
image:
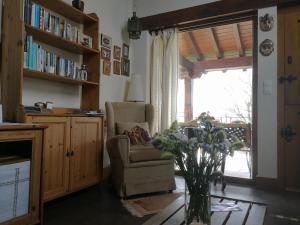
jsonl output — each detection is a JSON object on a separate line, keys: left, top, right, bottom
{"left": 129, "top": 144, "right": 172, "bottom": 163}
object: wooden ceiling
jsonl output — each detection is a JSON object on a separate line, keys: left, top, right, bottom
{"left": 179, "top": 20, "right": 253, "bottom": 77}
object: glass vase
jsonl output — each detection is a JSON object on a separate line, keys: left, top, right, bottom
{"left": 184, "top": 183, "right": 211, "bottom": 225}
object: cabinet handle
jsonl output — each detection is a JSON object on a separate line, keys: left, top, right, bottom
{"left": 70, "top": 151, "right": 74, "bottom": 157}
{"left": 66, "top": 152, "right": 70, "bottom": 157}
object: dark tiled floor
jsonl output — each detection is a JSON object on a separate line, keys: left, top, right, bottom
{"left": 44, "top": 177, "right": 300, "bottom": 225}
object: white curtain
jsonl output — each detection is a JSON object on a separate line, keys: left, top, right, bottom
{"left": 150, "top": 28, "right": 179, "bottom": 133}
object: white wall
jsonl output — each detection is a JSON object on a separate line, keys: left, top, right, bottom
{"left": 257, "top": 7, "right": 278, "bottom": 179}
{"left": 23, "top": 0, "right": 133, "bottom": 110}
{"left": 132, "top": 3, "right": 278, "bottom": 179}
{"left": 134, "top": 0, "right": 219, "bottom": 17}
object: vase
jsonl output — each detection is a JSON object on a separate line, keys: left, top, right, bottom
{"left": 185, "top": 183, "right": 211, "bottom": 225}
{"left": 72, "top": 0, "right": 84, "bottom": 11}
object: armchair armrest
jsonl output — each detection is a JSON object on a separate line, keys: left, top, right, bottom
{"left": 106, "top": 135, "right": 130, "bottom": 166}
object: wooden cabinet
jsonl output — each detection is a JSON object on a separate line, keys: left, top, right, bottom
{"left": 26, "top": 116, "right": 103, "bottom": 202}
{"left": 70, "top": 117, "right": 103, "bottom": 191}
{"left": 0, "top": 124, "right": 46, "bottom": 225}
{"left": 27, "top": 117, "right": 70, "bottom": 202}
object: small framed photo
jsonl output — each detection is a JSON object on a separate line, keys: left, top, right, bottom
{"left": 113, "top": 45, "right": 121, "bottom": 60}
{"left": 101, "top": 34, "right": 112, "bottom": 49}
{"left": 122, "top": 43, "right": 129, "bottom": 59}
{"left": 101, "top": 47, "right": 111, "bottom": 60}
{"left": 103, "top": 60, "right": 111, "bottom": 76}
{"left": 113, "top": 61, "right": 121, "bottom": 75}
{"left": 121, "top": 58, "right": 130, "bottom": 76}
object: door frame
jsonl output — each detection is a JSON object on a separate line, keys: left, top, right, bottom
{"left": 179, "top": 12, "right": 258, "bottom": 185}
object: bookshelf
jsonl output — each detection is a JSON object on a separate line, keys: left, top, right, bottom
{"left": 1, "top": 0, "right": 101, "bottom": 122}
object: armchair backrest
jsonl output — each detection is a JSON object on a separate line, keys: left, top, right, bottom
{"left": 105, "top": 102, "right": 154, "bottom": 140}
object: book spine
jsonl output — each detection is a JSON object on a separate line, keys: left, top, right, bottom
{"left": 40, "top": 8, "right": 44, "bottom": 30}
{"left": 28, "top": 36, "right": 33, "bottom": 70}
{"left": 35, "top": 4, "right": 39, "bottom": 28}
{"left": 31, "top": 3, "right": 35, "bottom": 27}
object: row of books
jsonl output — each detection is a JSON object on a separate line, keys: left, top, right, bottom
{"left": 23, "top": 0, "right": 80, "bottom": 43}
{"left": 24, "top": 35, "right": 86, "bottom": 80}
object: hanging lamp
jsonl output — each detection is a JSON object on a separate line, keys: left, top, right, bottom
{"left": 127, "top": 12, "right": 142, "bottom": 40}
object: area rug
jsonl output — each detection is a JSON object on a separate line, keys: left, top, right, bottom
{"left": 122, "top": 192, "right": 182, "bottom": 217}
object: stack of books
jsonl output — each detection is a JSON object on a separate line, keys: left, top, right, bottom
{"left": 24, "top": 35, "right": 83, "bottom": 79}
{"left": 23, "top": 0, "right": 81, "bottom": 43}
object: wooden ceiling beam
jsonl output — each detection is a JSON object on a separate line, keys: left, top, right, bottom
{"left": 141, "top": 0, "right": 280, "bottom": 31}
{"left": 187, "top": 31, "right": 203, "bottom": 61}
{"left": 193, "top": 56, "right": 252, "bottom": 76}
{"left": 232, "top": 23, "right": 244, "bottom": 56}
{"left": 207, "top": 28, "right": 221, "bottom": 59}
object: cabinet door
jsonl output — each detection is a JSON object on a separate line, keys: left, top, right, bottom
{"left": 70, "top": 117, "right": 103, "bottom": 191}
{"left": 285, "top": 9, "right": 300, "bottom": 104}
{"left": 284, "top": 106, "right": 300, "bottom": 191}
{"left": 27, "top": 116, "right": 70, "bottom": 202}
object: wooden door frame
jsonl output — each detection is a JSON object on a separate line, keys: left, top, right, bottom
{"left": 177, "top": 13, "right": 258, "bottom": 185}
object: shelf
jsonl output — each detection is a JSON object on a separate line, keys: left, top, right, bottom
{"left": 33, "top": 0, "right": 98, "bottom": 25}
{"left": 25, "top": 25, "right": 100, "bottom": 55}
{"left": 23, "top": 69, "right": 99, "bottom": 86}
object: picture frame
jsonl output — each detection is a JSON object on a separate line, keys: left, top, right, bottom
{"left": 103, "top": 60, "right": 111, "bottom": 75}
{"left": 121, "top": 58, "right": 130, "bottom": 76}
{"left": 113, "top": 61, "right": 121, "bottom": 75}
{"left": 113, "top": 45, "right": 121, "bottom": 60}
{"left": 101, "top": 47, "right": 111, "bottom": 60}
{"left": 101, "top": 34, "right": 112, "bottom": 49}
{"left": 122, "top": 43, "right": 129, "bottom": 59}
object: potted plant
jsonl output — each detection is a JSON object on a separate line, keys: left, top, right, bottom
{"left": 152, "top": 116, "right": 244, "bottom": 225}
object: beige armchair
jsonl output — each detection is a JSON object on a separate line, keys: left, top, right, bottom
{"left": 105, "top": 102, "right": 176, "bottom": 198}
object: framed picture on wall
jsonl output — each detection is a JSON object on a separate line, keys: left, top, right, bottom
{"left": 103, "top": 60, "right": 111, "bottom": 75}
{"left": 101, "top": 34, "right": 112, "bottom": 49}
{"left": 113, "top": 45, "right": 121, "bottom": 60}
{"left": 113, "top": 61, "right": 121, "bottom": 75}
{"left": 122, "top": 43, "right": 129, "bottom": 59}
{"left": 121, "top": 58, "right": 130, "bottom": 76}
{"left": 101, "top": 47, "right": 111, "bottom": 60}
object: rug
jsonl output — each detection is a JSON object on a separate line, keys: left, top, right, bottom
{"left": 122, "top": 193, "right": 183, "bottom": 217}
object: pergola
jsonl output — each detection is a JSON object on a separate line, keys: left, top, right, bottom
{"left": 179, "top": 20, "right": 253, "bottom": 121}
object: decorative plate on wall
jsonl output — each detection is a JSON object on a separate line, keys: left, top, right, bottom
{"left": 259, "top": 39, "right": 274, "bottom": 56}
{"left": 259, "top": 13, "right": 274, "bottom": 32}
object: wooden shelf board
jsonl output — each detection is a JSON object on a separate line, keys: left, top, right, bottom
{"left": 23, "top": 69, "right": 99, "bottom": 86}
{"left": 33, "top": 0, "right": 98, "bottom": 24}
{"left": 25, "top": 25, "right": 100, "bottom": 55}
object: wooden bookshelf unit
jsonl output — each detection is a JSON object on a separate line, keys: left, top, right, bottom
{"left": 1, "top": 0, "right": 104, "bottom": 207}
{"left": 1, "top": 0, "right": 101, "bottom": 122}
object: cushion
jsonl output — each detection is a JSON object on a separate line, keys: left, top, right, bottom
{"left": 117, "top": 122, "right": 150, "bottom": 135}
{"left": 117, "top": 122, "right": 151, "bottom": 145}
{"left": 129, "top": 144, "right": 172, "bottom": 163}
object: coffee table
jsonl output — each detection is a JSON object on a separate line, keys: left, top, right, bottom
{"left": 142, "top": 195, "right": 267, "bottom": 225}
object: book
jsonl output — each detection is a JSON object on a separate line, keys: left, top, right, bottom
{"left": 23, "top": 35, "right": 86, "bottom": 80}
{"left": 23, "top": 0, "right": 83, "bottom": 45}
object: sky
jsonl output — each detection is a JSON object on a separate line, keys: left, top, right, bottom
{"left": 177, "top": 68, "right": 253, "bottom": 123}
